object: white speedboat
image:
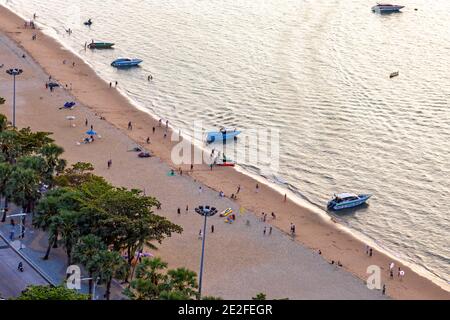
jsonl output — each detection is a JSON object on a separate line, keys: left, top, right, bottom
{"left": 327, "top": 193, "right": 372, "bottom": 211}
{"left": 372, "top": 3, "right": 404, "bottom": 13}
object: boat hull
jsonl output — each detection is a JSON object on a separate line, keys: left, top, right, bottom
{"left": 206, "top": 131, "right": 241, "bottom": 144}
{"left": 111, "top": 59, "right": 143, "bottom": 68}
{"left": 89, "top": 42, "right": 115, "bottom": 49}
{"left": 327, "top": 194, "right": 371, "bottom": 211}
{"left": 372, "top": 5, "right": 404, "bottom": 13}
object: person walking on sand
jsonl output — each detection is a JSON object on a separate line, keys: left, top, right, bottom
{"left": 382, "top": 284, "right": 386, "bottom": 295}
{"left": 146, "top": 137, "right": 150, "bottom": 144}
{"left": 263, "top": 227, "right": 267, "bottom": 236}
{"left": 166, "top": 120, "right": 169, "bottom": 129}
{"left": 153, "top": 127, "right": 156, "bottom": 134}
{"left": 186, "top": 205, "right": 189, "bottom": 213}
{"left": 159, "top": 119, "right": 162, "bottom": 127}
{"left": 284, "top": 194, "right": 287, "bottom": 202}
{"left": 255, "top": 183, "right": 260, "bottom": 193}
{"left": 389, "top": 262, "right": 395, "bottom": 275}
{"left": 236, "top": 185, "right": 241, "bottom": 195}
{"left": 369, "top": 248, "right": 373, "bottom": 257}
{"left": 271, "top": 212, "right": 276, "bottom": 220}
{"left": 198, "top": 186, "right": 203, "bottom": 194}
{"left": 399, "top": 270, "right": 405, "bottom": 281}
{"left": 115, "top": 81, "right": 118, "bottom": 87}
{"left": 109, "top": 82, "right": 112, "bottom": 88}
{"left": 107, "top": 159, "right": 112, "bottom": 169}
{"left": 198, "top": 230, "right": 203, "bottom": 240}
{"left": 128, "top": 121, "right": 133, "bottom": 130}
{"left": 211, "top": 225, "right": 215, "bottom": 233}
{"left": 177, "top": 208, "right": 181, "bottom": 215}
{"left": 269, "top": 227, "right": 273, "bottom": 235}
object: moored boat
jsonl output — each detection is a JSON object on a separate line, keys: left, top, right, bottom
{"left": 372, "top": 3, "right": 404, "bottom": 13}
{"left": 327, "top": 193, "right": 372, "bottom": 211}
{"left": 111, "top": 58, "right": 143, "bottom": 68}
{"left": 88, "top": 42, "right": 115, "bottom": 49}
{"left": 390, "top": 71, "right": 399, "bottom": 78}
{"left": 214, "top": 155, "right": 236, "bottom": 167}
{"left": 206, "top": 128, "right": 241, "bottom": 144}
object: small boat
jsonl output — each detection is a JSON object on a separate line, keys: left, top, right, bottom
{"left": 214, "top": 155, "right": 236, "bottom": 167}
{"left": 390, "top": 71, "right": 399, "bottom": 78}
{"left": 206, "top": 128, "right": 241, "bottom": 144}
{"left": 327, "top": 193, "right": 372, "bottom": 211}
{"left": 84, "top": 19, "right": 93, "bottom": 26}
{"left": 111, "top": 58, "right": 143, "bottom": 68}
{"left": 88, "top": 42, "right": 115, "bottom": 49}
{"left": 372, "top": 3, "right": 404, "bottom": 13}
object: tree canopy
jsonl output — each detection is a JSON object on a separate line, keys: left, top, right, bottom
{"left": 15, "top": 285, "right": 89, "bottom": 300}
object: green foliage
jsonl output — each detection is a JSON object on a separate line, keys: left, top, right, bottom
{"left": 125, "top": 258, "right": 198, "bottom": 300}
{"left": 0, "top": 115, "right": 184, "bottom": 301}
{"left": 14, "top": 285, "right": 89, "bottom": 300}
{"left": 252, "top": 293, "right": 267, "bottom": 300}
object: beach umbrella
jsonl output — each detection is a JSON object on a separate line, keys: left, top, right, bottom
{"left": 66, "top": 115, "right": 76, "bottom": 127}
{"left": 86, "top": 129, "right": 97, "bottom": 136}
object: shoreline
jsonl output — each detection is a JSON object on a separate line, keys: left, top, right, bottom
{"left": 0, "top": 5, "right": 448, "bottom": 299}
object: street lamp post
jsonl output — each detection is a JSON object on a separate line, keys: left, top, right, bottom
{"left": 81, "top": 277, "right": 100, "bottom": 300}
{"left": 6, "top": 212, "right": 27, "bottom": 250}
{"left": 195, "top": 205, "right": 218, "bottom": 300}
{"left": 6, "top": 68, "right": 23, "bottom": 128}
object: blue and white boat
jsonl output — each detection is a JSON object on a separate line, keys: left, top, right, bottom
{"left": 371, "top": 3, "right": 404, "bottom": 13}
{"left": 206, "top": 128, "right": 241, "bottom": 144}
{"left": 327, "top": 193, "right": 372, "bottom": 211}
{"left": 111, "top": 58, "right": 143, "bottom": 68}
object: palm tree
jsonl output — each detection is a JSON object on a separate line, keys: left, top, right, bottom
{"left": 94, "top": 250, "right": 128, "bottom": 300}
{"left": 39, "top": 143, "right": 66, "bottom": 186}
{"left": 166, "top": 268, "right": 198, "bottom": 300}
{"left": 0, "top": 113, "right": 9, "bottom": 132}
{"left": 0, "top": 162, "right": 12, "bottom": 222}
{"left": 5, "top": 167, "right": 40, "bottom": 214}
{"left": 72, "top": 235, "right": 106, "bottom": 296}
{"left": 57, "top": 211, "right": 81, "bottom": 265}
{"left": 125, "top": 257, "right": 169, "bottom": 300}
{"left": 34, "top": 188, "right": 82, "bottom": 260}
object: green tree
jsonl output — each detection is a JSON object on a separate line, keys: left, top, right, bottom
{"left": 39, "top": 143, "right": 66, "bottom": 185}
{"left": 54, "top": 162, "right": 104, "bottom": 188}
{"left": 72, "top": 235, "right": 107, "bottom": 296}
{"left": 0, "top": 113, "right": 9, "bottom": 132}
{"left": 124, "top": 257, "right": 169, "bottom": 300}
{"left": 94, "top": 250, "right": 128, "bottom": 300}
{"left": 57, "top": 211, "right": 81, "bottom": 265}
{"left": 92, "top": 188, "right": 181, "bottom": 266}
{"left": 34, "top": 188, "right": 82, "bottom": 260}
{"left": 5, "top": 167, "right": 40, "bottom": 213}
{"left": 14, "top": 285, "right": 89, "bottom": 300}
{"left": 166, "top": 268, "right": 198, "bottom": 300}
{"left": 0, "top": 162, "right": 12, "bottom": 222}
{"left": 252, "top": 293, "right": 267, "bottom": 300}
{"left": 125, "top": 258, "right": 199, "bottom": 300}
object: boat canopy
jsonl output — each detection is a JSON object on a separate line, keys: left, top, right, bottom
{"left": 335, "top": 193, "right": 358, "bottom": 199}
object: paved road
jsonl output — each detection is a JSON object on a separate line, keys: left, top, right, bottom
{"left": 0, "top": 237, "right": 49, "bottom": 299}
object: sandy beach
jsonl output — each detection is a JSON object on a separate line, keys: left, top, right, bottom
{"left": 0, "top": 5, "right": 448, "bottom": 299}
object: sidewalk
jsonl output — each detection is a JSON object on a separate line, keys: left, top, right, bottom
{"left": 0, "top": 202, "right": 126, "bottom": 300}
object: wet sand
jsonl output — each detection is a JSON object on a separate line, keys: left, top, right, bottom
{"left": 0, "top": 5, "right": 448, "bottom": 299}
